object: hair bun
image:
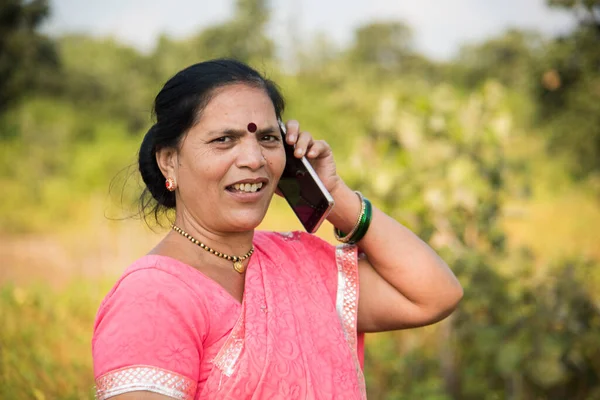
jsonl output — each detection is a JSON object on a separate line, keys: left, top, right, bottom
{"left": 139, "top": 124, "right": 176, "bottom": 208}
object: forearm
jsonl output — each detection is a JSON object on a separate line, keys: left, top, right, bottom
{"left": 328, "top": 182, "right": 463, "bottom": 311}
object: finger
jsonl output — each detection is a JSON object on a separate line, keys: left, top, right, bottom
{"left": 294, "top": 131, "right": 314, "bottom": 158}
{"left": 285, "top": 120, "right": 300, "bottom": 144}
{"left": 306, "top": 140, "right": 331, "bottom": 159}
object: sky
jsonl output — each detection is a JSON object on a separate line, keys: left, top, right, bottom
{"left": 43, "top": 0, "right": 576, "bottom": 60}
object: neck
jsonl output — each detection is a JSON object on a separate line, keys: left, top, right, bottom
{"left": 172, "top": 215, "right": 255, "bottom": 258}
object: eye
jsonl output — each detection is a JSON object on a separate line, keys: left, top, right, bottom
{"left": 261, "top": 134, "right": 281, "bottom": 142}
{"left": 212, "top": 136, "right": 233, "bottom": 143}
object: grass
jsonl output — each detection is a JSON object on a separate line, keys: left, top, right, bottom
{"left": 0, "top": 280, "right": 110, "bottom": 399}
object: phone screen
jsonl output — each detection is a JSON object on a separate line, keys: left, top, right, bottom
{"left": 277, "top": 121, "right": 334, "bottom": 233}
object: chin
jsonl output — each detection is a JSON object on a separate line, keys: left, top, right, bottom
{"left": 226, "top": 214, "right": 266, "bottom": 232}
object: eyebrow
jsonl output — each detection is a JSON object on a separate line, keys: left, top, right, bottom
{"left": 207, "top": 125, "right": 279, "bottom": 137}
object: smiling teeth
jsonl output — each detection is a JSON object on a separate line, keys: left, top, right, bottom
{"left": 233, "top": 182, "right": 263, "bottom": 192}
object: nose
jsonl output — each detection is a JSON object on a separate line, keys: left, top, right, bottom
{"left": 235, "top": 137, "right": 266, "bottom": 170}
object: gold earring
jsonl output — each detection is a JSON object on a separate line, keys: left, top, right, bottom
{"left": 165, "top": 177, "right": 177, "bottom": 191}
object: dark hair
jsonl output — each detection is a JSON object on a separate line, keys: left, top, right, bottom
{"left": 138, "top": 58, "right": 285, "bottom": 224}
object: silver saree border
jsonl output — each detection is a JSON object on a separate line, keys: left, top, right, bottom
{"left": 335, "top": 244, "right": 368, "bottom": 400}
{"left": 95, "top": 365, "right": 197, "bottom": 400}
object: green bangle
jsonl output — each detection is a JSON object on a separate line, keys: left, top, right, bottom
{"left": 334, "top": 192, "right": 373, "bottom": 245}
{"left": 349, "top": 197, "right": 372, "bottom": 244}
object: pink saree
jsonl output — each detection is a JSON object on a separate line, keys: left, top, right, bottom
{"left": 93, "top": 231, "right": 366, "bottom": 399}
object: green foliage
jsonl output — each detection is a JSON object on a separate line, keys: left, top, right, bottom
{"left": 0, "top": 0, "right": 58, "bottom": 112}
{"left": 149, "top": 0, "right": 274, "bottom": 77}
{"left": 193, "top": 0, "right": 274, "bottom": 63}
{"left": 547, "top": 0, "right": 600, "bottom": 15}
{"left": 532, "top": 24, "right": 600, "bottom": 178}
{"left": 533, "top": 1, "right": 600, "bottom": 178}
{"left": 56, "top": 35, "right": 158, "bottom": 132}
{"left": 346, "top": 21, "right": 441, "bottom": 82}
{"left": 455, "top": 29, "right": 545, "bottom": 89}
{"left": 0, "top": 96, "right": 140, "bottom": 233}
{"left": 0, "top": 280, "right": 109, "bottom": 399}
{"left": 287, "top": 62, "right": 600, "bottom": 397}
{"left": 348, "top": 22, "right": 413, "bottom": 69}
{"left": 449, "top": 1, "right": 600, "bottom": 179}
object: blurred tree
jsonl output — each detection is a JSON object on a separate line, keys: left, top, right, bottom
{"left": 0, "top": 0, "right": 58, "bottom": 115}
{"left": 56, "top": 35, "right": 156, "bottom": 133}
{"left": 294, "top": 33, "right": 341, "bottom": 73}
{"left": 347, "top": 21, "right": 440, "bottom": 80}
{"left": 454, "top": 29, "right": 545, "bottom": 89}
{"left": 150, "top": 0, "right": 275, "bottom": 85}
{"left": 349, "top": 22, "right": 413, "bottom": 69}
{"left": 191, "top": 0, "right": 273, "bottom": 63}
{"left": 342, "top": 78, "right": 600, "bottom": 399}
{"left": 547, "top": 0, "right": 600, "bottom": 29}
{"left": 532, "top": 0, "right": 600, "bottom": 178}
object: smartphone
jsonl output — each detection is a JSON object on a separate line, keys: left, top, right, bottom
{"left": 277, "top": 120, "right": 335, "bottom": 233}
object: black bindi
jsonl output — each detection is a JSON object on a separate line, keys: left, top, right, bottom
{"left": 247, "top": 122, "right": 257, "bottom": 133}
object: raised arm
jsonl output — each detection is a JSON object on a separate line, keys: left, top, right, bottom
{"left": 327, "top": 183, "right": 463, "bottom": 332}
{"left": 285, "top": 120, "right": 463, "bottom": 333}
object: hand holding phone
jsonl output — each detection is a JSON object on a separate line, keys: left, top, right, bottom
{"left": 277, "top": 120, "right": 335, "bottom": 233}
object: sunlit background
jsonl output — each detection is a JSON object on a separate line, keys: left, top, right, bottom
{"left": 1, "top": 0, "right": 599, "bottom": 398}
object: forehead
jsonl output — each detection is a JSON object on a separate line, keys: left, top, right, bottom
{"left": 199, "top": 84, "right": 276, "bottom": 126}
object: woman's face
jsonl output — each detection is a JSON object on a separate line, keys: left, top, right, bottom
{"left": 172, "top": 83, "right": 286, "bottom": 233}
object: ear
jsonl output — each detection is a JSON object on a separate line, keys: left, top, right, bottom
{"left": 156, "top": 147, "right": 178, "bottom": 180}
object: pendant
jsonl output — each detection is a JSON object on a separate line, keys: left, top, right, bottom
{"left": 233, "top": 260, "right": 246, "bottom": 274}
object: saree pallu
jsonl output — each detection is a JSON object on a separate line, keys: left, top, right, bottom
{"left": 93, "top": 231, "right": 366, "bottom": 399}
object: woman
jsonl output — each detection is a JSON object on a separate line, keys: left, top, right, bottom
{"left": 92, "top": 59, "right": 463, "bottom": 400}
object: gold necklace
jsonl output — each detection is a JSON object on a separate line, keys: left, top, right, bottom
{"left": 171, "top": 225, "right": 254, "bottom": 274}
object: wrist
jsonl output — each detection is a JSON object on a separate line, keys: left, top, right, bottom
{"left": 326, "top": 182, "right": 362, "bottom": 234}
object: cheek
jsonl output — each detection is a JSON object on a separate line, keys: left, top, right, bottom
{"left": 268, "top": 148, "right": 286, "bottom": 178}
{"left": 180, "top": 155, "right": 228, "bottom": 187}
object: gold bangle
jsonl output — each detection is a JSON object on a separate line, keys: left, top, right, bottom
{"left": 334, "top": 191, "right": 365, "bottom": 243}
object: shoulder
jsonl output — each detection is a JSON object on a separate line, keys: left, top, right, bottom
{"left": 92, "top": 256, "right": 206, "bottom": 392}
{"left": 93, "top": 255, "right": 211, "bottom": 338}
{"left": 97, "top": 256, "right": 199, "bottom": 311}
{"left": 92, "top": 257, "right": 209, "bottom": 373}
